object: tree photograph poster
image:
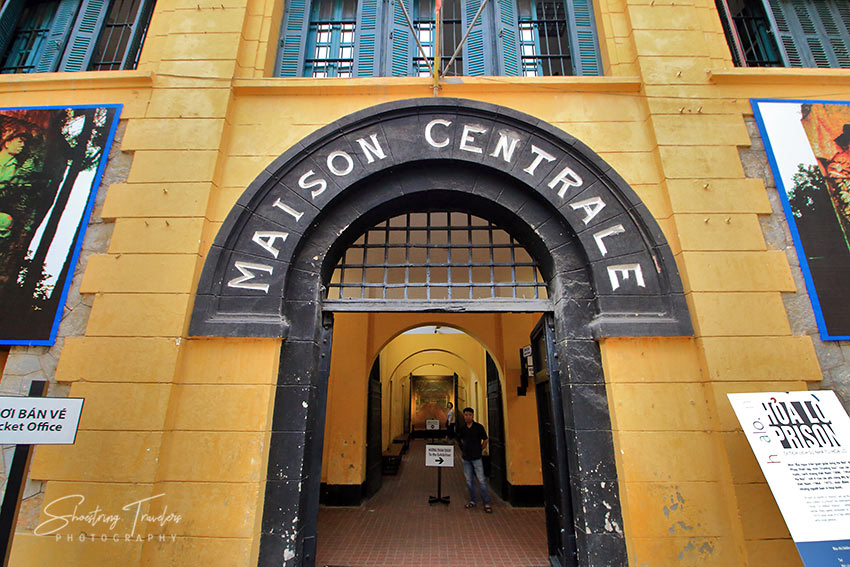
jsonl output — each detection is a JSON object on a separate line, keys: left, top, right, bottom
{"left": 752, "top": 99, "right": 850, "bottom": 340}
{"left": 0, "top": 105, "right": 120, "bottom": 345}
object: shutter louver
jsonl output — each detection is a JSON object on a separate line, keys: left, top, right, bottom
{"left": 58, "top": 0, "right": 109, "bottom": 71}
{"left": 715, "top": 0, "right": 745, "bottom": 66}
{"left": 494, "top": 0, "right": 520, "bottom": 75}
{"left": 0, "top": 0, "right": 26, "bottom": 63}
{"left": 764, "top": 0, "right": 799, "bottom": 65}
{"left": 766, "top": 0, "right": 850, "bottom": 68}
{"left": 387, "top": 0, "right": 414, "bottom": 76}
{"left": 277, "top": 0, "right": 309, "bottom": 76}
{"left": 36, "top": 0, "right": 81, "bottom": 72}
{"left": 354, "top": 0, "right": 383, "bottom": 76}
{"left": 566, "top": 0, "right": 601, "bottom": 75}
{"left": 833, "top": 0, "right": 850, "bottom": 67}
{"left": 461, "top": 0, "right": 486, "bottom": 75}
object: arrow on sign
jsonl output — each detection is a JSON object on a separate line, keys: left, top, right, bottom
{"left": 435, "top": 457, "right": 444, "bottom": 465}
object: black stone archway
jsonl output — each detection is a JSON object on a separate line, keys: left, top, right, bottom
{"left": 188, "top": 98, "right": 693, "bottom": 567}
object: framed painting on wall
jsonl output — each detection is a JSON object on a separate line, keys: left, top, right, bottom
{"left": 753, "top": 99, "right": 850, "bottom": 340}
{"left": 0, "top": 105, "right": 121, "bottom": 346}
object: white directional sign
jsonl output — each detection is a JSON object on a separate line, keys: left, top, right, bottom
{"left": 426, "top": 419, "right": 440, "bottom": 430}
{"left": 426, "top": 444, "right": 454, "bottom": 467}
{"left": 0, "top": 397, "right": 84, "bottom": 444}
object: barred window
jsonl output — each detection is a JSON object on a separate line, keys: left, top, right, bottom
{"left": 305, "top": 0, "right": 357, "bottom": 77}
{"left": 276, "top": 0, "right": 601, "bottom": 77}
{"left": 0, "top": 0, "right": 155, "bottom": 74}
{"left": 327, "top": 211, "right": 548, "bottom": 302}
{"left": 717, "top": 0, "right": 850, "bottom": 68}
{"left": 413, "top": 0, "right": 463, "bottom": 77}
{"left": 518, "top": 0, "right": 571, "bottom": 76}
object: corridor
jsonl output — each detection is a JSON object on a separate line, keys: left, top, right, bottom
{"left": 317, "top": 438, "right": 549, "bottom": 567}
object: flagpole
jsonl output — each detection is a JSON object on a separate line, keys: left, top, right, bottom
{"left": 433, "top": 0, "right": 441, "bottom": 95}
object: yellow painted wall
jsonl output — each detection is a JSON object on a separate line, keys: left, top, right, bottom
{"left": 1, "top": 0, "right": 840, "bottom": 565}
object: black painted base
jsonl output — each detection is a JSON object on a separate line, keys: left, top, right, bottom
{"left": 505, "top": 482, "right": 545, "bottom": 507}
{"left": 319, "top": 482, "right": 365, "bottom": 506}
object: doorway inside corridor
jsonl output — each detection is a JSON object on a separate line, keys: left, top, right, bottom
{"left": 317, "top": 319, "right": 553, "bottom": 567}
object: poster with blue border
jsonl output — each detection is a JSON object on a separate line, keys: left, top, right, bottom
{"left": 729, "top": 391, "right": 850, "bottom": 567}
{"left": 752, "top": 99, "right": 850, "bottom": 340}
{"left": 0, "top": 104, "right": 121, "bottom": 346}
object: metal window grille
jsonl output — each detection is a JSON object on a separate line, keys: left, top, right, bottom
{"left": 717, "top": 0, "right": 783, "bottom": 67}
{"left": 305, "top": 0, "right": 356, "bottom": 77}
{"left": 414, "top": 0, "right": 462, "bottom": 77}
{"left": 0, "top": 1, "right": 56, "bottom": 74}
{"left": 326, "top": 211, "right": 549, "bottom": 301}
{"left": 90, "top": 0, "right": 155, "bottom": 71}
{"left": 518, "top": 0, "right": 572, "bottom": 76}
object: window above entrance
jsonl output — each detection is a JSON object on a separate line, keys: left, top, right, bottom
{"left": 326, "top": 211, "right": 549, "bottom": 302}
{"left": 0, "top": 0, "right": 156, "bottom": 74}
{"left": 275, "top": 0, "right": 601, "bottom": 76}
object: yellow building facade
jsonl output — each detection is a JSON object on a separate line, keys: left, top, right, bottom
{"left": 0, "top": 0, "right": 847, "bottom": 565}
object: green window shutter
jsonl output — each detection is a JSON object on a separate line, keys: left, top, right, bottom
{"left": 815, "top": 0, "right": 850, "bottom": 68}
{"left": 386, "top": 0, "right": 414, "bottom": 76}
{"left": 57, "top": 0, "right": 109, "bottom": 71}
{"left": 494, "top": 0, "right": 520, "bottom": 75}
{"left": 355, "top": 0, "right": 383, "bottom": 76}
{"left": 764, "top": 0, "right": 850, "bottom": 68}
{"left": 36, "top": 0, "right": 81, "bottom": 72}
{"left": 276, "top": 0, "right": 309, "bottom": 76}
{"left": 565, "top": 0, "right": 601, "bottom": 75}
{"left": 763, "top": 0, "right": 799, "bottom": 65}
{"left": 461, "top": 0, "right": 487, "bottom": 75}
{"left": 0, "top": 0, "right": 26, "bottom": 61}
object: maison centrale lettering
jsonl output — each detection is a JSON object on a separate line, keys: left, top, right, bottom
{"left": 227, "top": 118, "right": 644, "bottom": 295}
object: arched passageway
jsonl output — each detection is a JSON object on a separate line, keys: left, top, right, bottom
{"left": 317, "top": 321, "right": 549, "bottom": 566}
{"left": 189, "top": 98, "right": 692, "bottom": 567}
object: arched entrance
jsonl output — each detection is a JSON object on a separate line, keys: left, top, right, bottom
{"left": 189, "top": 98, "right": 692, "bottom": 567}
{"left": 317, "top": 319, "right": 550, "bottom": 566}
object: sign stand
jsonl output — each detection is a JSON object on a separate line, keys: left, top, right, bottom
{"left": 0, "top": 380, "right": 47, "bottom": 565}
{"left": 429, "top": 468, "right": 450, "bottom": 505}
{"left": 425, "top": 444, "right": 454, "bottom": 505}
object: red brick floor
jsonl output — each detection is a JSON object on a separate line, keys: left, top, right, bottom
{"left": 316, "top": 438, "right": 549, "bottom": 567}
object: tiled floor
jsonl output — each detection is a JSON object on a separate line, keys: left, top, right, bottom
{"left": 317, "top": 438, "right": 549, "bottom": 567}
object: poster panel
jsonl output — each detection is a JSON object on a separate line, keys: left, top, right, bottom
{"left": 728, "top": 391, "right": 850, "bottom": 566}
{"left": 753, "top": 99, "right": 850, "bottom": 340}
{"left": 411, "top": 375, "right": 453, "bottom": 430}
{"left": 0, "top": 105, "right": 121, "bottom": 345}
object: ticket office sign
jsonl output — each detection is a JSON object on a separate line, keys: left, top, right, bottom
{"left": 0, "top": 396, "right": 83, "bottom": 444}
{"left": 728, "top": 391, "right": 850, "bottom": 566}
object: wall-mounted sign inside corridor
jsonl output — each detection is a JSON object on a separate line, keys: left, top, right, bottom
{"left": 425, "top": 444, "right": 454, "bottom": 467}
{"left": 0, "top": 105, "right": 121, "bottom": 346}
{"left": 728, "top": 391, "right": 850, "bottom": 566}
{"left": 753, "top": 100, "right": 850, "bottom": 340}
{"left": 0, "top": 396, "right": 84, "bottom": 444}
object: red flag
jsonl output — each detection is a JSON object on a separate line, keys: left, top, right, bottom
{"left": 435, "top": 0, "right": 442, "bottom": 14}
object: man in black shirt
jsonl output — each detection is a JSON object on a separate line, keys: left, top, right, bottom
{"left": 457, "top": 407, "right": 492, "bottom": 512}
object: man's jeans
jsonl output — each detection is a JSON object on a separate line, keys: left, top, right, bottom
{"left": 462, "top": 458, "right": 491, "bottom": 505}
